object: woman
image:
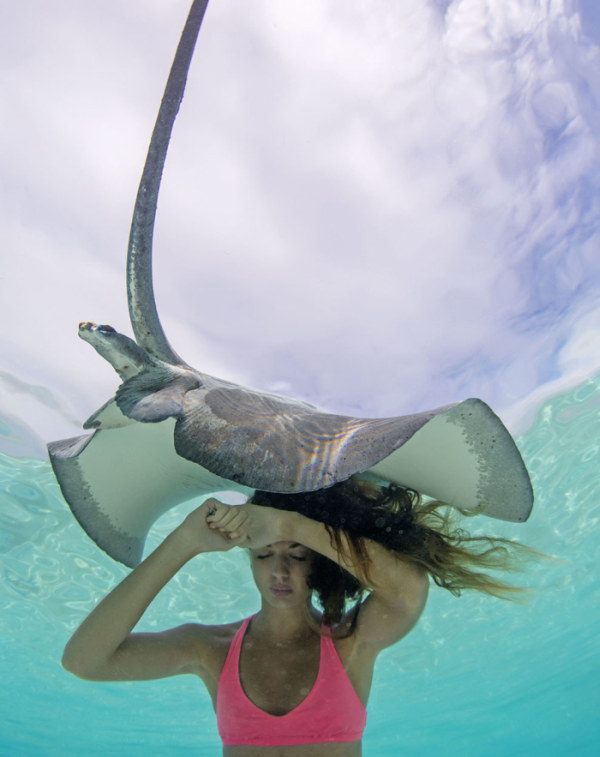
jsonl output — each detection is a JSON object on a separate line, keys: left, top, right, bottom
{"left": 62, "top": 478, "right": 528, "bottom": 755}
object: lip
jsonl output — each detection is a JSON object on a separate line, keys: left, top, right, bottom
{"left": 271, "top": 586, "right": 293, "bottom": 596}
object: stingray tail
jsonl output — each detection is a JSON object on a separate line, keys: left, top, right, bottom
{"left": 127, "top": 0, "right": 210, "bottom": 364}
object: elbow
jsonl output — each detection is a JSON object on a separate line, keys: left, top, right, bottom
{"left": 61, "top": 650, "right": 87, "bottom": 679}
{"left": 403, "top": 568, "right": 429, "bottom": 610}
{"left": 61, "top": 643, "right": 77, "bottom": 675}
{"left": 61, "top": 645, "right": 101, "bottom": 681}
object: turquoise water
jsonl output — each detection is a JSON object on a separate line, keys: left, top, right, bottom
{"left": 1, "top": 376, "right": 599, "bottom": 756}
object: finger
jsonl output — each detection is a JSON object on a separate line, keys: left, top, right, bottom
{"left": 204, "top": 498, "right": 223, "bottom": 518}
{"left": 217, "top": 509, "right": 251, "bottom": 539}
{"left": 206, "top": 505, "right": 233, "bottom": 528}
{"left": 209, "top": 507, "right": 244, "bottom": 529}
{"left": 226, "top": 531, "right": 251, "bottom": 546}
{"left": 215, "top": 520, "right": 248, "bottom": 541}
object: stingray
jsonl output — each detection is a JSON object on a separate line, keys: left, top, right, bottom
{"left": 48, "top": 0, "right": 533, "bottom": 568}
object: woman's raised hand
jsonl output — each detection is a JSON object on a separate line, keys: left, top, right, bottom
{"left": 205, "top": 500, "right": 287, "bottom": 549}
{"left": 176, "top": 499, "right": 248, "bottom": 555}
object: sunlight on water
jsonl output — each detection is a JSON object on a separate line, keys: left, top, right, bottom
{"left": 0, "top": 376, "right": 599, "bottom": 755}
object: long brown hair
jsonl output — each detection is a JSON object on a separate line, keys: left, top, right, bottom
{"left": 251, "top": 477, "right": 534, "bottom": 627}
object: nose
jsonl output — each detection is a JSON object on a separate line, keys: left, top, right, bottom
{"left": 271, "top": 553, "right": 290, "bottom": 581}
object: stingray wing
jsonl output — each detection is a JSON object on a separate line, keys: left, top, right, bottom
{"left": 48, "top": 414, "right": 252, "bottom": 568}
{"left": 174, "top": 387, "right": 533, "bottom": 521}
{"left": 365, "top": 399, "right": 533, "bottom": 522}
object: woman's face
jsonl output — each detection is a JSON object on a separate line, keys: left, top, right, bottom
{"left": 249, "top": 541, "right": 313, "bottom": 607}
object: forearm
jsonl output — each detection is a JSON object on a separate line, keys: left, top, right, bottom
{"left": 283, "top": 510, "right": 425, "bottom": 604}
{"left": 62, "top": 526, "right": 196, "bottom": 676}
{"left": 206, "top": 499, "right": 427, "bottom": 606}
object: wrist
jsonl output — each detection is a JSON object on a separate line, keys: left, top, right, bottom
{"left": 167, "top": 524, "right": 205, "bottom": 562}
{"left": 279, "top": 509, "right": 301, "bottom": 542}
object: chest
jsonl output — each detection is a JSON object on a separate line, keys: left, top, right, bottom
{"left": 239, "top": 636, "right": 321, "bottom": 716}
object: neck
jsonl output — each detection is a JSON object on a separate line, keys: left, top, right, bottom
{"left": 251, "top": 602, "right": 319, "bottom": 644}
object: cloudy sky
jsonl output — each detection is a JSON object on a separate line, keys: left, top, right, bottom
{"left": 1, "top": 0, "right": 599, "bottom": 457}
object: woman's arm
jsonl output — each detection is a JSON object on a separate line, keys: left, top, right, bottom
{"left": 208, "top": 502, "right": 428, "bottom": 652}
{"left": 61, "top": 499, "right": 242, "bottom": 681}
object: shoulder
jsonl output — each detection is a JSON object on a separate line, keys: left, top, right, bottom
{"left": 180, "top": 619, "right": 245, "bottom": 679}
{"left": 190, "top": 619, "right": 245, "bottom": 642}
{"left": 175, "top": 618, "right": 243, "bottom": 653}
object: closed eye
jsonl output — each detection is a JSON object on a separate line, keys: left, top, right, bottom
{"left": 256, "top": 554, "right": 307, "bottom": 561}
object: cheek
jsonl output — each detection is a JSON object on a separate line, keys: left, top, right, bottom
{"left": 250, "top": 559, "right": 276, "bottom": 589}
{"left": 296, "top": 560, "right": 313, "bottom": 584}
{"left": 249, "top": 559, "right": 262, "bottom": 583}
{"left": 250, "top": 560, "right": 265, "bottom": 579}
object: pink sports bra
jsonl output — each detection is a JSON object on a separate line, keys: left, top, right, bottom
{"left": 216, "top": 616, "right": 367, "bottom": 747}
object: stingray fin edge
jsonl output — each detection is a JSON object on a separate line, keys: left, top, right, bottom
{"left": 48, "top": 436, "right": 144, "bottom": 567}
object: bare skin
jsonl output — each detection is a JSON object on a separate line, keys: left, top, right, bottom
{"left": 62, "top": 499, "right": 428, "bottom": 756}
